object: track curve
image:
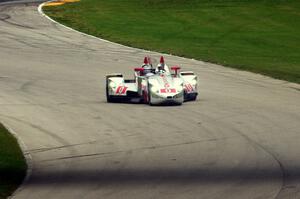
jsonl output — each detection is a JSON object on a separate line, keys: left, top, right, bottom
{"left": 0, "top": 1, "right": 300, "bottom": 199}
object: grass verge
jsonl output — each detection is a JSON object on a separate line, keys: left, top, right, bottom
{"left": 0, "top": 123, "right": 26, "bottom": 199}
{"left": 44, "top": 0, "right": 300, "bottom": 83}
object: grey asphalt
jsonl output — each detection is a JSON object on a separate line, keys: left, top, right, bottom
{"left": 0, "top": 1, "right": 300, "bottom": 199}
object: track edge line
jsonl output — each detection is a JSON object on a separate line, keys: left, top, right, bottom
{"left": 1, "top": 122, "right": 33, "bottom": 199}
{"left": 37, "top": 1, "right": 204, "bottom": 63}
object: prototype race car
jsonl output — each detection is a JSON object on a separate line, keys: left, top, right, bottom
{"left": 106, "top": 56, "right": 198, "bottom": 105}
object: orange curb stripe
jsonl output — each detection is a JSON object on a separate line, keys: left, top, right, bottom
{"left": 44, "top": 0, "right": 80, "bottom": 7}
{"left": 44, "top": 2, "right": 65, "bottom": 6}
{"left": 63, "top": 0, "right": 80, "bottom": 2}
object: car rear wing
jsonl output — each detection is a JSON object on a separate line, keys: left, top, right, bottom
{"left": 180, "top": 71, "right": 195, "bottom": 76}
{"left": 180, "top": 71, "right": 197, "bottom": 86}
{"left": 106, "top": 73, "right": 123, "bottom": 78}
{"left": 106, "top": 73, "right": 124, "bottom": 86}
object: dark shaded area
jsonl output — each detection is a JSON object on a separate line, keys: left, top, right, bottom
{"left": 21, "top": 167, "right": 300, "bottom": 186}
{"left": 0, "top": 169, "right": 26, "bottom": 194}
{"left": 0, "top": 123, "right": 27, "bottom": 199}
{"left": 0, "top": 0, "right": 19, "bottom": 2}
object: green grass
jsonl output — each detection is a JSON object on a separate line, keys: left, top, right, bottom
{"left": 44, "top": 0, "right": 300, "bottom": 83}
{"left": 0, "top": 123, "right": 26, "bottom": 199}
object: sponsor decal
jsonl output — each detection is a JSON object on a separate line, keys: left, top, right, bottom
{"left": 158, "top": 74, "right": 177, "bottom": 93}
{"left": 161, "top": 74, "right": 170, "bottom": 88}
{"left": 115, "top": 86, "right": 128, "bottom": 95}
{"left": 160, "top": 88, "right": 176, "bottom": 93}
{"left": 184, "top": 83, "right": 194, "bottom": 93}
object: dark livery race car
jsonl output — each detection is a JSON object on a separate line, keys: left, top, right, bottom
{"left": 106, "top": 56, "right": 198, "bottom": 105}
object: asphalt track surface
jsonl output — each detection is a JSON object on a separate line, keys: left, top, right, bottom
{"left": 0, "top": 1, "right": 300, "bottom": 199}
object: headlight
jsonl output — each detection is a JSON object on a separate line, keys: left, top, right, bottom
{"left": 109, "top": 81, "right": 117, "bottom": 88}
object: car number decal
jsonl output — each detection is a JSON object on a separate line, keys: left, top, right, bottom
{"left": 160, "top": 88, "right": 176, "bottom": 93}
{"left": 184, "top": 83, "right": 194, "bottom": 92}
{"left": 115, "top": 86, "right": 128, "bottom": 94}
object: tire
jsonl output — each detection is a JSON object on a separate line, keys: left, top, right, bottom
{"left": 184, "top": 92, "right": 197, "bottom": 102}
{"left": 142, "top": 90, "right": 148, "bottom": 104}
{"left": 148, "top": 93, "right": 153, "bottom": 106}
{"left": 147, "top": 84, "right": 153, "bottom": 106}
{"left": 191, "top": 95, "right": 197, "bottom": 101}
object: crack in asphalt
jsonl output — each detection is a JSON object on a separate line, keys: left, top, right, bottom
{"left": 41, "top": 136, "right": 237, "bottom": 162}
{"left": 27, "top": 140, "right": 99, "bottom": 153}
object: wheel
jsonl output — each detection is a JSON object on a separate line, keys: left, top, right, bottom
{"left": 143, "top": 90, "right": 148, "bottom": 104}
{"left": 184, "top": 92, "right": 197, "bottom": 102}
{"left": 191, "top": 93, "right": 198, "bottom": 101}
{"left": 147, "top": 84, "right": 153, "bottom": 106}
{"left": 190, "top": 94, "right": 197, "bottom": 101}
{"left": 148, "top": 93, "right": 153, "bottom": 106}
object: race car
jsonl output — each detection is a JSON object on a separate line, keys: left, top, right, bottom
{"left": 106, "top": 56, "right": 198, "bottom": 105}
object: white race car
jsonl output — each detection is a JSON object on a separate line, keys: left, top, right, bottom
{"left": 106, "top": 56, "right": 198, "bottom": 105}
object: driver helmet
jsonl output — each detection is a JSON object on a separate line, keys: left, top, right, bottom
{"left": 157, "top": 63, "right": 165, "bottom": 73}
{"left": 143, "top": 64, "right": 153, "bottom": 75}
